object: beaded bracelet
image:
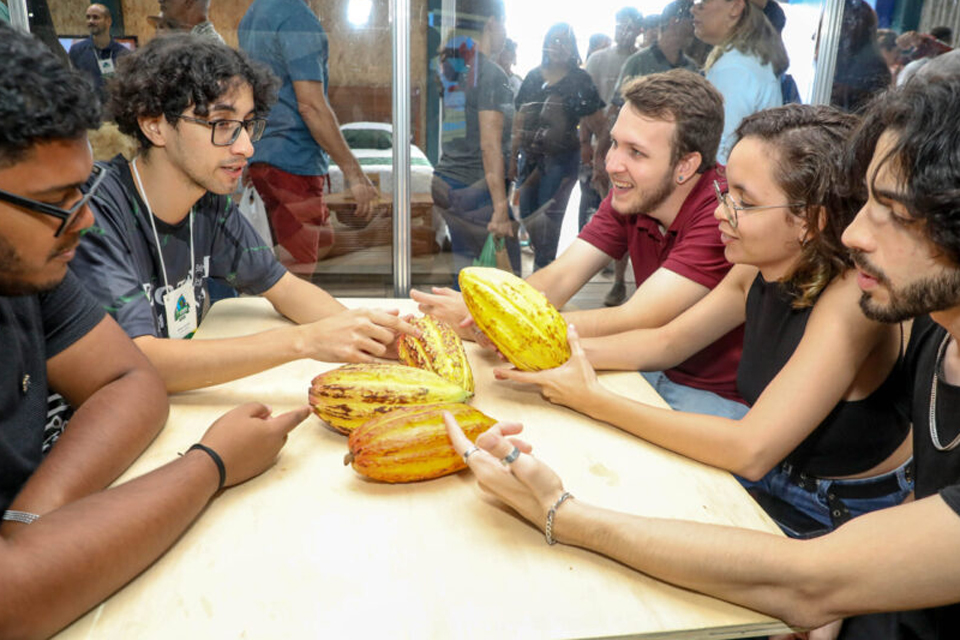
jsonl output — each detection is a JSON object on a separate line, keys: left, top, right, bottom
{"left": 545, "top": 491, "right": 573, "bottom": 545}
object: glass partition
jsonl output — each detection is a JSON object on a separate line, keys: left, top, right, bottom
{"left": 21, "top": 0, "right": 934, "bottom": 298}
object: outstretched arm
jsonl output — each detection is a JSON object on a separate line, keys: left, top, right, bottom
{"left": 7, "top": 315, "right": 168, "bottom": 516}
{"left": 444, "top": 416, "right": 960, "bottom": 632}
{"left": 0, "top": 403, "right": 309, "bottom": 639}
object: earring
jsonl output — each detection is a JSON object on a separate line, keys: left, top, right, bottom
{"left": 677, "top": 175, "right": 684, "bottom": 184}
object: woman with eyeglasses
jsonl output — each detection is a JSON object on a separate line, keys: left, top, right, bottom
{"left": 496, "top": 104, "right": 913, "bottom": 539}
{"left": 509, "top": 23, "right": 607, "bottom": 271}
{"left": 692, "top": 0, "right": 788, "bottom": 163}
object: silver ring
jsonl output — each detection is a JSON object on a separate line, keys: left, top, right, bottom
{"left": 500, "top": 446, "right": 521, "bottom": 466}
{"left": 462, "top": 446, "right": 480, "bottom": 462}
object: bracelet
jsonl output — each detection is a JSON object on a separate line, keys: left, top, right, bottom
{"left": 2, "top": 510, "right": 40, "bottom": 525}
{"left": 544, "top": 491, "right": 573, "bottom": 546}
{"left": 187, "top": 443, "right": 226, "bottom": 492}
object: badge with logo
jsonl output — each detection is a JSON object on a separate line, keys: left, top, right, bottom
{"left": 97, "top": 56, "right": 116, "bottom": 77}
{"left": 163, "top": 279, "right": 198, "bottom": 339}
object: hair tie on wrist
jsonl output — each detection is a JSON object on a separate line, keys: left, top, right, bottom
{"left": 187, "top": 443, "right": 226, "bottom": 492}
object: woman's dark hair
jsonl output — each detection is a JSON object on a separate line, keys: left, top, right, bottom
{"left": 109, "top": 34, "right": 279, "bottom": 150}
{"left": 0, "top": 24, "right": 101, "bottom": 167}
{"left": 734, "top": 104, "right": 861, "bottom": 307}
{"left": 541, "top": 23, "right": 581, "bottom": 69}
{"left": 849, "top": 76, "right": 960, "bottom": 265}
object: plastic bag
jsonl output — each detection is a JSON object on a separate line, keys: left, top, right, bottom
{"left": 473, "top": 233, "right": 511, "bottom": 271}
{"left": 237, "top": 185, "right": 273, "bottom": 245}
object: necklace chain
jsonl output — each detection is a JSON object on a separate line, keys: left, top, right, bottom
{"left": 929, "top": 332, "right": 960, "bottom": 451}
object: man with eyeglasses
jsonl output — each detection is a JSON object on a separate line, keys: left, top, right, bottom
{"left": 0, "top": 26, "right": 310, "bottom": 636}
{"left": 415, "top": 70, "right": 747, "bottom": 418}
{"left": 445, "top": 74, "right": 960, "bottom": 640}
{"left": 70, "top": 34, "right": 417, "bottom": 394}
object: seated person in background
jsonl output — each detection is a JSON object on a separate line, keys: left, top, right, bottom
{"left": 496, "top": 104, "right": 913, "bottom": 538}
{"left": 70, "top": 35, "right": 417, "bottom": 394}
{"left": 415, "top": 70, "right": 746, "bottom": 417}
{"left": 445, "top": 74, "right": 960, "bottom": 640}
{"left": 0, "top": 25, "right": 308, "bottom": 637}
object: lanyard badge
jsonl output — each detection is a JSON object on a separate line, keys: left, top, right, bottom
{"left": 163, "top": 279, "right": 198, "bottom": 339}
{"left": 97, "top": 56, "right": 116, "bottom": 77}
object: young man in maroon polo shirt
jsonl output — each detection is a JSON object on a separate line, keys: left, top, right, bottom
{"left": 414, "top": 70, "right": 745, "bottom": 417}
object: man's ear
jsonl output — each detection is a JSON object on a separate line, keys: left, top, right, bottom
{"left": 138, "top": 114, "right": 168, "bottom": 148}
{"left": 674, "top": 152, "right": 702, "bottom": 185}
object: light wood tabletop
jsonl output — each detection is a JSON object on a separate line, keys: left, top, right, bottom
{"left": 57, "top": 297, "right": 790, "bottom": 639}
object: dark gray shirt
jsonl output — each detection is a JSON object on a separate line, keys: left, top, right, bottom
{"left": 71, "top": 156, "right": 287, "bottom": 339}
{"left": 0, "top": 271, "right": 104, "bottom": 513}
{"left": 435, "top": 51, "right": 513, "bottom": 186}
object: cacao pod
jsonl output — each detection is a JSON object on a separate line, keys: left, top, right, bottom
{"left": 308, "top": 363, "right": 471, "bottom": 434}
{"left": 345, "top": 403, "right": 497, "bottom": 482}
{"left": 459, "top": 266, "right": 570, "bottom": 371}
{"left": 397, "top": 316, "right": 474, "bottom": 393}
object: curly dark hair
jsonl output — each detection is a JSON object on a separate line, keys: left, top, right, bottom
{"left": 620, "top": 69, "right": 724, "bottom": 173}
{"left": 109, "top": 34, "right": 279, "bottom": 150}
{"left": 0, "top": 24, "right": 101, "bottom": 168}
{"left": 734, "top": 104, "right": 861, "bottom": 308}
{"left": 849, "top": 75, "right": 960, "bottom": 265}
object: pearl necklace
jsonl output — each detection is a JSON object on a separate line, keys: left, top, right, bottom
{"left": 929, "top": 332, "right": 960, "bottom": 451}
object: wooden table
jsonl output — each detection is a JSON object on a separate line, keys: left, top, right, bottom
{"left": 57, "top": 298, "right": 790, "bottom": 639}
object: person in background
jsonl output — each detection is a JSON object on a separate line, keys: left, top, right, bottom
{"left": 598, "top": 0, "right": 698, "bottom": 307}
{"left": 585, "top": 33, "right": 612, "bottom": 60}
{"left": 692, "top": 0, "right": 787, "bottom": 163}
{"left": 896, "top": 26, "right": 953, "bottom": 86}
{"left": 830, "top": 0, "right": 889, "bottom": 113}
{"left": 0, "top": 25, "right": 309, "bottom": 637}
{"left": 510, "top": 23, "right": 607, "bottom": 272}
{"left": 150, "top": 0, "right": 223, "bottom": 42}
{"left": 497, "top": 37, "right": 522, "bottom": 97}
{"left": 68, "top": 4, "right": 130, "bottom": 104}
{"left": 877, "top": 28, "right": 904, "bottom": 85}
{"left": 431, "top": 0, "right": 517, "bottom": 281}
{"left": 446, "top": 72, "right": 960, "bottom": 640}
{"left": 69, "top": 35, "right": 417, "bottom": 394}
{"left": 238, "top": 0, "right": 381, "bottom": 271}
{"left": 640, "top": 13, "right": 661, "bottom": 48}
{"left": 580, "top": 8, "right": 643, "bottom": 305}
{"left": 748, "top": 0, "right": 785, "bottom": 33}
{"left": 416, "top": 70, "right": 747, "bottom": 417}
{"left": 496, "top": 104, "right": 912, "bottom": 543}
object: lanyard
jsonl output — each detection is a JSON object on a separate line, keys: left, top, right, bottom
{"left": 130, "top": 157, "right": 195, "bottom": 292}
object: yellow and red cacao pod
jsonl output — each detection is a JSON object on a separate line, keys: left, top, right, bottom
{"left": 397, "top": 316, "right": 474, "bottom": 393}
{"left": 345, "top": 403, "right": 497, "bottom": 482}
{"left": 309, "top": 363, "right": 471, "bottom": 435}
{"left": 459, "top": 266, "right": 570, "bottom": 371}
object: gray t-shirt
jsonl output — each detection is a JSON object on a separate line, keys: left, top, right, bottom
{"left": 585, "top": 45, "right": 636, "bottom": 104}
{"left": 71, "top": 156, "right": 287, "bottom": 339}
{"left": 435, "top": 51, "right": 513, "bottom": 186}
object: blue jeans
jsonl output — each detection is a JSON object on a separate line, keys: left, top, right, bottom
{"left": 738, "top": 458, "right": 914, "bottom": 538}
{"left": 518, "top": 149, "right": 579, "bottom": 270}
{"left": 641, "top": 371, "right": 750, "bottom": 419}
{"left": 577, "top": 164, "right": 603, "bottom": 231}
{"left": 432, "top": 174, "right": 520, "bottom": 287}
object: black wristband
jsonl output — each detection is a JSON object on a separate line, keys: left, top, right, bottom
{"left": 188, "top": 443, "right": 226, "bottom": 492}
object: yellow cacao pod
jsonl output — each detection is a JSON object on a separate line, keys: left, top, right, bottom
{"left": 345, "top": 403, "right": 497, "bottom": 483}
{"left": 459, "top": 266, "right": 570, "bottom": 371}
{"left": 397, "top": 316, "right": 474, "bottom": 393}
{"left": 309, "top": 363, "right": 471, "bottom": 435}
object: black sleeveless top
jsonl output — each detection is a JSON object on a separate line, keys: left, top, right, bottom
{"left": 737, "top": 275, "right": 910, "bottom": 477}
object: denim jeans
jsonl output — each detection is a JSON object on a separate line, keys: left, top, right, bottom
{"left": 518, "top": 149, "right": 579, "bottom": 270}
{"left": 738, "top": 458, "right": 915, "bottom": 538}
{"left": 432, "top": 174, "right": 520, "bottom": 287}
{"left": 641, "top": 371, "right": 750, "bottom": 419}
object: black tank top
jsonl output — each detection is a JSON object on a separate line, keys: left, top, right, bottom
{"left": 737, "top": 275, "right": 910, "bottom": 477}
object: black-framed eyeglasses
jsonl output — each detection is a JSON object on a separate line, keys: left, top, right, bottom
{"left": 0, "top": 163, "right": 107, "bottom": 237}
{"left": 714, "top": 180, "right": 804, "bottom": 230}
{"left": 170, "top": 115, "right": 267, "bottom": 147}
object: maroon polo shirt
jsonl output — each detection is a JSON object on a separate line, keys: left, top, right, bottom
{"left": 578, "top": 166, "right": 744, "bottom": 401}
